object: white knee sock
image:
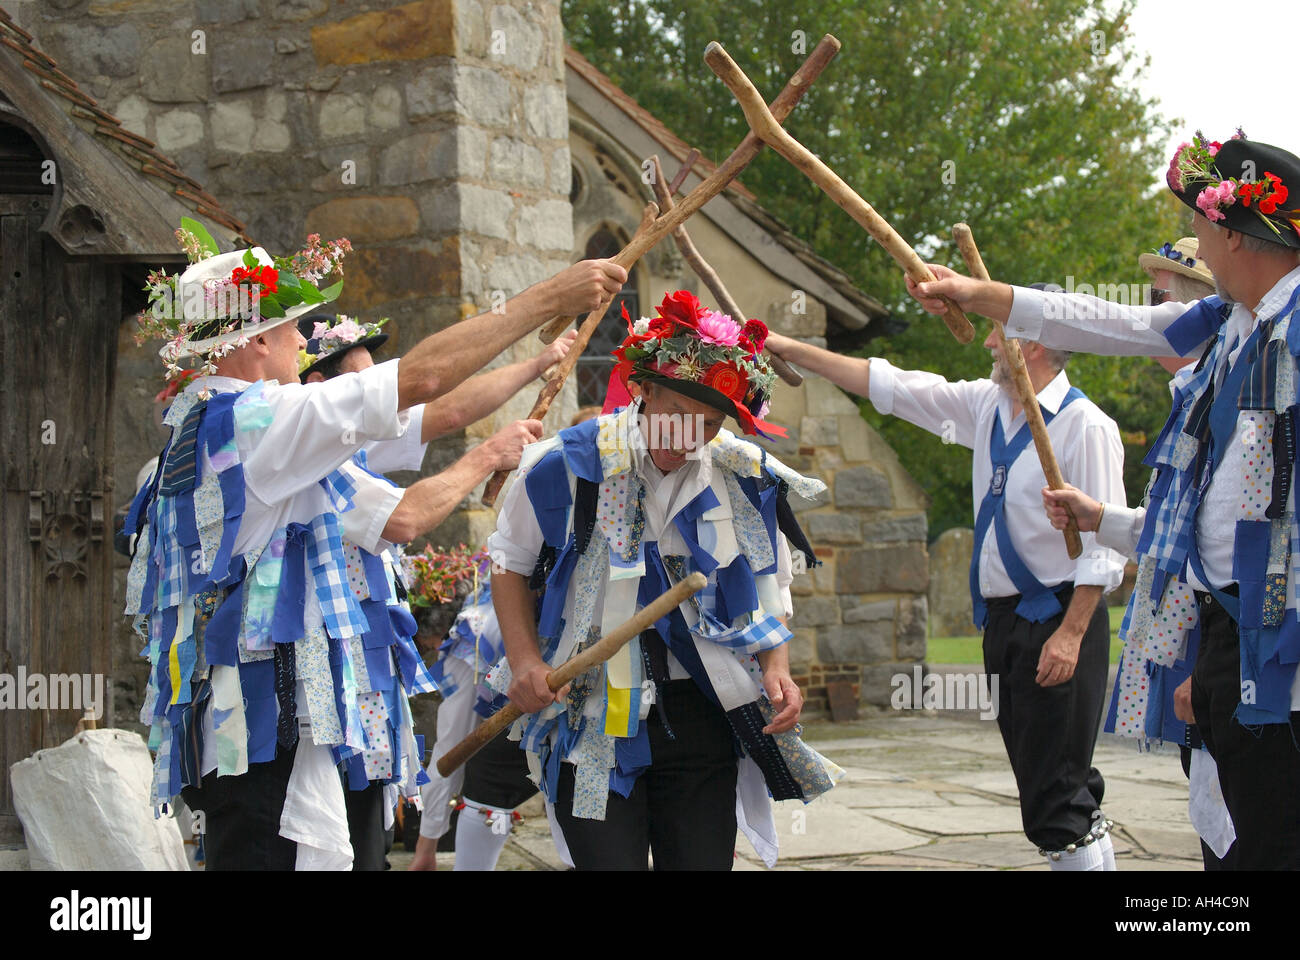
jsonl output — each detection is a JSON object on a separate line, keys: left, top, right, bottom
{"left": 1098, "top": 832, "right": 1117, "bottom": 871}
{"left": 452, "top": 799, "right": 512, "bottom": 871}
{"left": 1046, "top": 839, "right": 1106, "bottom": 871}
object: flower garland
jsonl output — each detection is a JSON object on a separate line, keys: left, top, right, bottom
{"left": 299, "top": 315, "right": 390, "bottom": 374}
{"left": 135, "top": 217, "right": 352, "bottom": 384}
{"left": 612, "top": 290, "right": 780, "bottom": 435}
{"left": 1167, "top": 130, "right": 1299, "bottom": 241}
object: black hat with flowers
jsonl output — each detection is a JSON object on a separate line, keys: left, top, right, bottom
{"left": 1167, "top": 132, "right": 1300, "bottom": 250}
{"left": 611, "top": 290, "right": 785, "bottom": 438}
{"left": 297, "top": 313, "right": 390, "bottom": 379}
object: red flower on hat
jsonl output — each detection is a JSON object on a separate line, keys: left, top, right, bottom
{"left": 703, "top": 362, "right": 746, "bottom": 402}
{"left": 231, "top": 264, "right": 279, "bottom": 294}
{"left": 655, "top": 290, "right": 702, "bottom": 329}
{"left": 742, "top": 318, "right": 768, "bottom": 352}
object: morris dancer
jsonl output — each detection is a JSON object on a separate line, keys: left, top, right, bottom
{"left": 412, "top": 409, "right": 602, "bottom": 873}
{"left": 909, "top": 132, "right": 1300, "bottom": 869}
{"left": 488, "top": 292, "right": 840, "bottom": 870}
{"left": 125, "top": 221, "right": 625, "bottom": 870}
{"left": 292, "top": 312, "right": 573, "bottom": 868}
{"left": 1043, "top": 237, "right": 1237, "bottom": 869}
{"left": 765, "top": 315, "right": 1127, "bottom": 870}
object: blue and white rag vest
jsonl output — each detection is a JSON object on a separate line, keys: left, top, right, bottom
{"left": 1115, "top": 289, "right": 1300, "bottom": 730}
{"left": 334, "top": 451, "right": 439, "bottom": 799}
{"left": 485, "top": 408, "right": 844, "bottom": 821}
{"left": 123, "top": 384, "right": 425, "bottom": 808}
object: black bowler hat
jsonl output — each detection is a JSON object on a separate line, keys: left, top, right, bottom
{"left": 1167, "top": 133, "right": 1300, "bottom": 250}
{"left": 297, "top": 313, "right": 390, "bottom": 379}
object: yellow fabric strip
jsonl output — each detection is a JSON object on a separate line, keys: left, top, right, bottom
{"left": 604, "top": 679, "right": 633, "bottom": 737}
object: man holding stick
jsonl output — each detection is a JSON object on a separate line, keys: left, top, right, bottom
{"left": 488, "top": 291, "right": 840, "bottom": 870}
{"left": 764, "top": 324, "right": 1126, "bottom": 870}
{"left": 125, "top": 219, "right": 624, "bottom": 870}
{"left": 911, "top": 133, "right": 1300, "bottom": 869}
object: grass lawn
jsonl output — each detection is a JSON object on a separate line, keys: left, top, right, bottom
{"left": 926, "top": 604, "right": 1127, "bottom": 665}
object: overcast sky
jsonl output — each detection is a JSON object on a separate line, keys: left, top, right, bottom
{"left": 1125, "top": 0, "right": 1299, "bottom": 182}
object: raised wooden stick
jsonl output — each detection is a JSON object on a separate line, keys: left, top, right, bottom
{"left": 536, "top": 34, "right": 842, "bottom": 344}
{"left": 435, "top": 571, "right": 708, "bottom": 777}
{"left": 482, "top": 202, "right": 658, "bottom": 507}
{"left": 703, "top": 42, "right": 975, "bottom": 345}
{"left": 952, "top": 222, "right": 1082, "bottom": 558}
{"left": 648, "top": 154, "right": 803, "bottom": 387}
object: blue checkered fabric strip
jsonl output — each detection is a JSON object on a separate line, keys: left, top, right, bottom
{"left": 308, "top": 512, "right": 368, "bottom": 639}
{"left": 154, "top": 504, "right": 185, "bottom": 609}
{"left": 319, "top": 468, "right": 357, "bottom": 513}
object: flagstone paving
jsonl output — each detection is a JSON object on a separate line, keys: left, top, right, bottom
{"left": 0, "top": 711, "right": 1204, "bottom": 872}
{"left": 389, "top": 710, "right": 1206, "bottom": 871}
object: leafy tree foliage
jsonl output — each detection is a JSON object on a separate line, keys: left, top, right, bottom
{"left": 564, "top": 0, "right": 1186, "bottom": 535}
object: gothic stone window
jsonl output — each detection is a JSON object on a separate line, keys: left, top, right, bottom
{"left": 576, "top": 227, "right": 638, "bottom": 407}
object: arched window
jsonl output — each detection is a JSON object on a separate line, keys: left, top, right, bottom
{"left": 575, "top": 227, "right": 638, "bottom": 407}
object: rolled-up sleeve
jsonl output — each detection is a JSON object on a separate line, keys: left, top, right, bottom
{"left": 337, "top": 461, "right": 404, "bottom": 554}
{"left": 362, "top": 403, "right": 428, "bottom": 474}
{"left": 1068, "top": 419, "right": 1128, "bottom": 591}
{"left": 487, "top": 468, "right": 546, "bottom": 578}
{"left": 240, "top": 359, "right": 410, "bottom": 504}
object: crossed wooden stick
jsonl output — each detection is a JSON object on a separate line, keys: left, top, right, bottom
{"left": 480, "top": 35, "right": 842, "bottom": 507}
{"left": 953, "top": 224, "right": 1082, "bottom": 558}
{"left": 703, "top": 43, "right": 975, "bottom": 345}
{"left": 705, "top": 45, "right": 1082, "bottom": 557}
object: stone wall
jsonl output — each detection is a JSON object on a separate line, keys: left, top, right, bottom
{"left": 12, "top": 0, "right": 575, "bottom": 728}
{"left": 771, "top": 376, "right": 931, "bottom": 712}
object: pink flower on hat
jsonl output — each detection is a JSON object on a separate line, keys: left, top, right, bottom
{"left": 1195, "top": 180, "right": 1237, "bottom": 222}
{"left": 696, "top": 309, "right": 742, "bottom": 347}
{"left": 324, "top": 317, "right": 365, "bottom": 343}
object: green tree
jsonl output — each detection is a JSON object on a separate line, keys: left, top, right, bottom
{"left": 564, "top": 0, "right": 1185, "bottom": 536}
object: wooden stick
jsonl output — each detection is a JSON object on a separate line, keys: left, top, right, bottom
{"left": 703, "top": 42, "right": 975, "bottom": 345}
{"left": 482, "top": 202, "right": 658, "bottom": 507}
{"left": 648, "top": 154, "right": 804, "bottom": 387}
{"left": 952, "top": 223, "right": 1082, "bottom": 559}
{"left": 536, "top": 34, "right": 843, "bottom": 344}
{"left": 435, "top": 571, "right": 708, "bottom": 778}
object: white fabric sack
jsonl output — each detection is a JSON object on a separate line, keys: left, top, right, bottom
{"left": 10, "top": 728, "right": 189, "bottom": 871}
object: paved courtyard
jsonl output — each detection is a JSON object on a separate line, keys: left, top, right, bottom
{"left": 0, "top": 700, "right": 1205, "bottom": 873}
{"left": 390, "top": 707, "right": 1205, "bottom": 872}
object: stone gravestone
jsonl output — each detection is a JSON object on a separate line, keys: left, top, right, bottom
{"left": 928, "top": 527, "right": 978, "bottom": 637}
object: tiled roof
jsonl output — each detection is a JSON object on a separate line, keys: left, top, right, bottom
{"left": 0, "top": 4, "right": 250, "bottom": 240}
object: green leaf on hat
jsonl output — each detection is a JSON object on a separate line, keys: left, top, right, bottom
{"left": 242, "top": 248, "right": 259, "bottom": 269}
{"left": 317, "top": 279, "right": 343, "bottom": 302}
{"left": 180, "top": 217, "right": 219, "bottom": 258}
{"left": 298, "top": 282, "right": 327, "bottom": 305}
{"left": 258, "top": 297, "right": 286, "bottom": 319}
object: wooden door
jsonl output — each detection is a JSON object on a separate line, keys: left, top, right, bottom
{"left": 1, "top": 193, "right": 117, "bottom": 842}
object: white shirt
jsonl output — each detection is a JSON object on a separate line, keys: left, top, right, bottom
{"left": 868, "top": 360, "right": 1126, "bottom": 597}
{"left": 339, "top": 404, "right": 431, "bottom": 554}
{"left": 191, "top": 360, "right": 411, "bottom": 559}
{"left": 488, "top": 412, "right": 794, "bottom": 677}
{"left": 1007, "top": 265, "right": 1300, "bottom": 589}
